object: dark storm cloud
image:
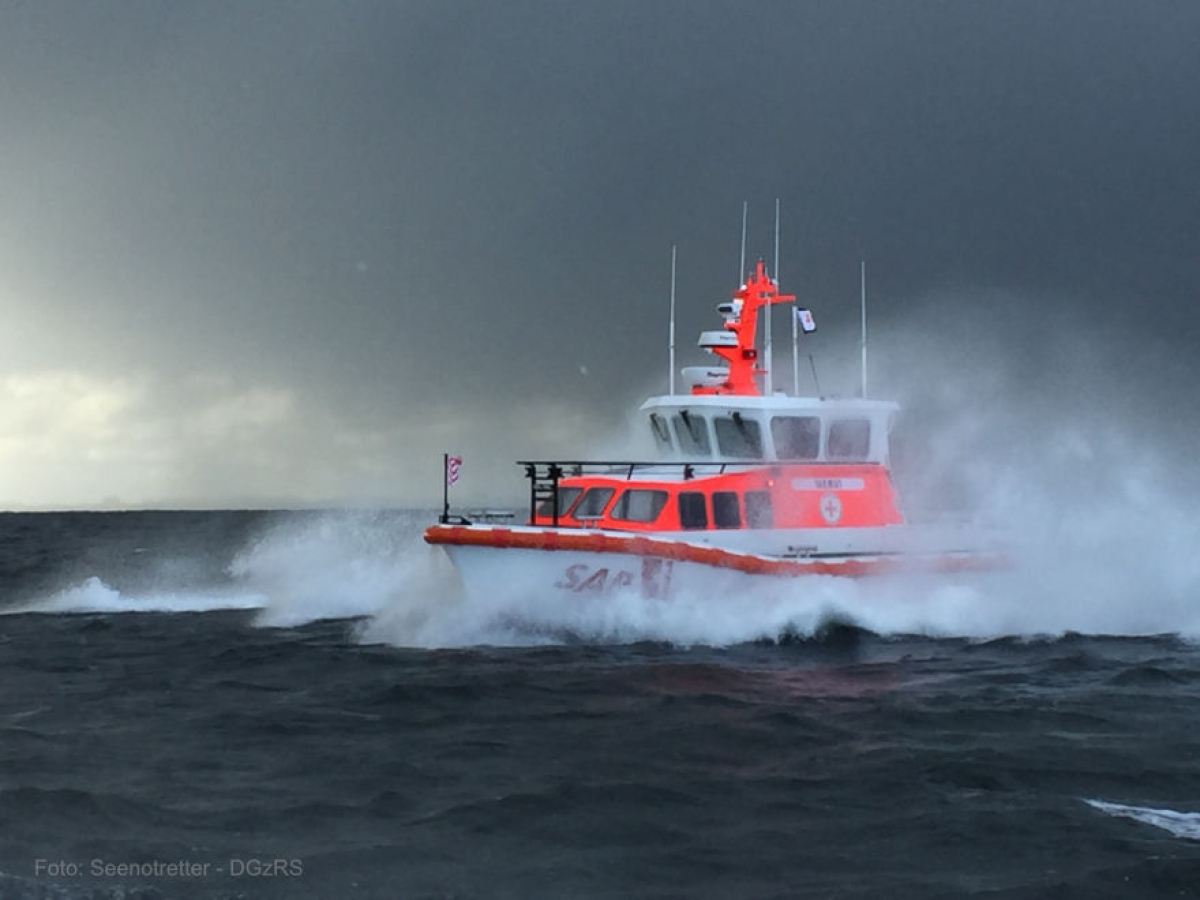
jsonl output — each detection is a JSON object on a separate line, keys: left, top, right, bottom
{"left": 0, "top": 0, "right": 1196, "bottom": 505}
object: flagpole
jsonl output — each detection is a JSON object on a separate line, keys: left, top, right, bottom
{"left": 441, "top": 452, "right": 449, "bottom": 523}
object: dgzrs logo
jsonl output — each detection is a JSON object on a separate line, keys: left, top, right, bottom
{"left": 818, "top": 492, "right": 843, "bottom": 525}
{"left": 229, "top": 859, "right": 303, "bottom": 877}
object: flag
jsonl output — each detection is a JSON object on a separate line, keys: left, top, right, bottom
{"left": 446, "top": 455, "right": 462, "bottom": 486}
{"left": 796, "top": 308, "right": 816, "bottom": 333}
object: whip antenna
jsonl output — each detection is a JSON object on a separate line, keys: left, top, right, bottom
{"left": 860, "top": 260, "right": 868, "bottom": 398}
{"left": 765, "top": 198, "right": 780, "bottom": 395}
{"left": 668, "top": 245, "right": 677, "bottom": 395}
{"left": 738, "top": 201, "right": 747, "bottom": 284}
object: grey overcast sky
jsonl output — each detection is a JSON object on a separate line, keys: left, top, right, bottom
{"left": 1, "top": 0, "right": 1197, "bottom": 508}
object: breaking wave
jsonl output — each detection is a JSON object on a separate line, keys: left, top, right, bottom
{"left": 8, "top": 575, "right": 265, "bottom": 615}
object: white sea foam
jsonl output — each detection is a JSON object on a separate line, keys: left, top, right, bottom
{"left": 360, "top": 562, "right": 840, "bottom": 649}
{"left": 359, "top": 493, "right": 1200, "bottom": 648}
{"left": 226, "top": 511, "right": 428, "bottom": 627}
{"left": 8, "top": 575, "right": 265, "bottom": 615}
{"left": 1085, "top": 799, "right": 1200, "bottom": 840}
{"left": 7, "top": 512, "right": 420, "bottom": 623}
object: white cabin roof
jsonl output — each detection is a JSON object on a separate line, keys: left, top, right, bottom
{"left": 639, "top": 393, "right": 899, "bottom": 415}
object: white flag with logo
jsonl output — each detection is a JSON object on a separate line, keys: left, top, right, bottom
{"left": 446, "top": 455, "right": 462, "bottom": 486}
{"left": 796, "top": 308, "right": 816, "bottom": 333}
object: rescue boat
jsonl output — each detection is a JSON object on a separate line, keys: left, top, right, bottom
{"left": 424, "top": 257, "right": 1002, "bottom": 600}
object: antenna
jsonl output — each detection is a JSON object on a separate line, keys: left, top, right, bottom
{"left": 764, "top": 198, "right": 779, "bottom": 395}
{"left": 668, "top": 245, "right": 677, "bottom": 395}
{"left": 808, "top": 353, "right": 823, "bottom": 396}
{"left": 860, "top": 259, "right": 868, "bottom": 398}
{"left": 738, "top": 201, "right": 747, "bottom": 284}
{"left": 773, "top": 197, "right": 781, "bottom": 285}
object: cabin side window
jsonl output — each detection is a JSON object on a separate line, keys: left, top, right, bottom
{"left": 672, "top": 412, "right": 711, "bottom": 456}
{"left": 573, "top": 487, "right": 615, "bottom": 520}
{"left": 744, "top": 490, "right": 774, "bottom": 528}
{"left": 678, "top": 492, "right": 708, "bottom": 529}
{"left": 714, "top": 414, "right": 763, "bottom": 459}
{"left": 536, "top": 486, "right": 582, "bottom": 518}
{"left": 771, "top": 416, "right": 820, "bottom": 460}
{"left": 712, "top": 491, "right": 741, "bottom": 529}
{"left": 827, "top": 419, "right": 871, "bottom": 460}
{"left": 611, "top": 489, "right": 668, "bottom": 523}
{"left": 648, "top": 413, "right": 673, "bottom": 453}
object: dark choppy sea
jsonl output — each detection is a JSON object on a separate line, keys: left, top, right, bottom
{"left": 1, "top": 510, "right": 1199, "bottom": 899}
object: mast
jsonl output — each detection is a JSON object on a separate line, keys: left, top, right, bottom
{"left": 668, "top": 245, "right": 677, "bottom": 395}
{"left": 693, "top": 260, "right": 794, "bottom": 396}
{"left": 860, "top": 259, "right": 868, "bottom": 398}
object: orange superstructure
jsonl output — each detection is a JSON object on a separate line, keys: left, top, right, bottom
{"left": 528, "top": 463, "right": 903, "bottom": 533}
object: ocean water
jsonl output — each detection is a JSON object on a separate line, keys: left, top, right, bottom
{"left": 2, "top": 510, "right": 1200, "bottom": 899}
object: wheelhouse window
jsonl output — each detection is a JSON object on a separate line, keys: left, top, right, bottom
{"left": 771, "top": 416, "right": 820, "bottom": 460}
{"left": 712, "top": 491, "right": 741, "bottom": 529}
{"left": 611, "top": 489, "right": 668, "bottom": 523}
{"left": 536, "top": 486, "right": 582, "bottom": 518}
{"left": 744, "top": 490, "right": 774, "bottom": 528}
{"left": 827, "top": 419, "right": 871, "bottom": 460}
{"left": 678, "top": 492, "right": 708, "bottom": 529}
{"left": 714, "top": 413, "right": 763, "bottom": 459}
{"left": 648, "top": 413, "right": 673, "bottom": 453}
{"left": 672, "top": 411, "right": 711, "bottom": 456}
{"left": 573, "top": 487, "right": 614, "bottom": 520}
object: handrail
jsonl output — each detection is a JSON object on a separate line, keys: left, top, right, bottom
{"left": 517, "top": 458, "right": 878, "bottom": 470}
{"left": 518, "top": 459, "right": 734, "bottom": 468}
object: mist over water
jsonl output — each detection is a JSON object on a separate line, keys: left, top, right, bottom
{"left": 873, "top": 291, "right": 1200, "bottom": 639}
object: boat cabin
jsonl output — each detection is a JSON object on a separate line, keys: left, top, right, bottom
{"left": 640, "top": 394, "right": 898, "bottom": 465}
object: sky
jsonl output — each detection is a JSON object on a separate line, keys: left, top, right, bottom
{"left": 0, "top": 0, "right": 1197, "bottom": 509}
